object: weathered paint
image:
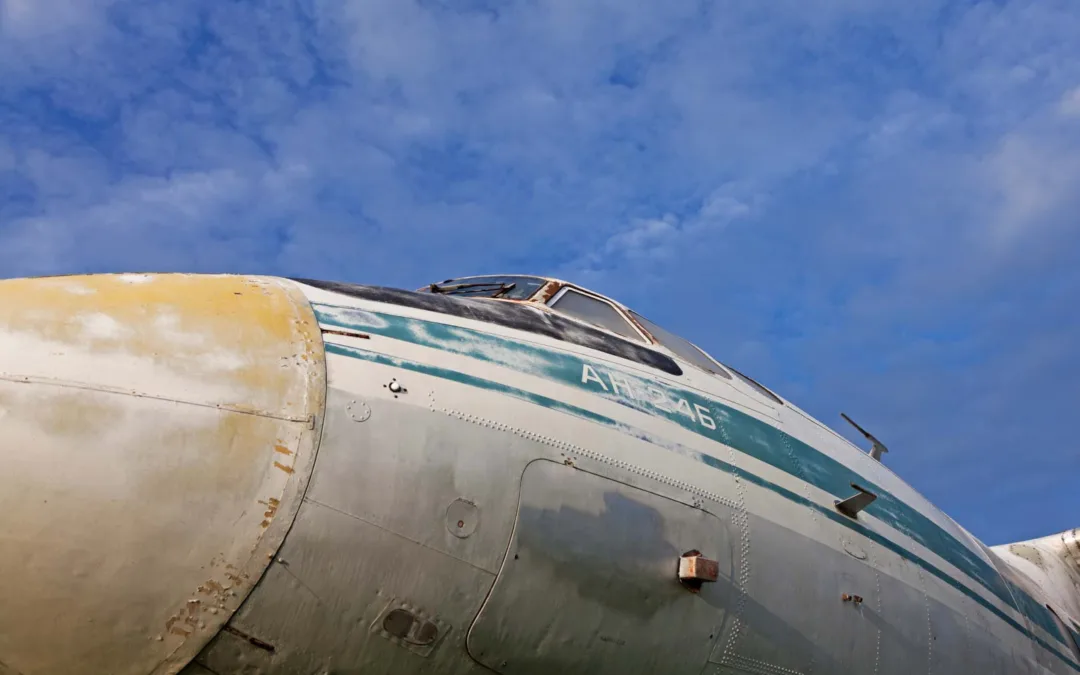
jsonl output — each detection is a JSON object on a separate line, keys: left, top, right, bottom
{"left": 4, "top": 271, "right": 1076, "bottom": 675}
{"left": 310, "top": 303, "right": 1072, "bottom": 644}
{"left": 0, "top": 274, "right": 320, "bottom": 420}
{"left": 468, "top": 459, "right": 735, "bottom": 675}
{"left": 0, "top": 274, "right": 326, "bottom": 675}
{"left": 323, "top": 340, "right": 1080, "bottom": 671}
{"left": 189, "top": 333, "right": 1072, "bottom": 674}
{"left": 995, "top": 532, "right": 1080, "bottom": 638}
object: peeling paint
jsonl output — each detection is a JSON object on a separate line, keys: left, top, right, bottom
{"left": 0, "top": 274, "right": 327, "bottom": 675}
{"left": 0, "top": 274, "right": 319, "bottom": 420}
{"left": 274, "top": 461, "right": 295, "bottom": 475}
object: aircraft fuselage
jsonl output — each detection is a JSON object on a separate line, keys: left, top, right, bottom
{"left": 0, "top": 273, "right": 1077, "bottom": 675}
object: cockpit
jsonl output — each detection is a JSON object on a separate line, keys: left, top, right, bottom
{"left": 421, "top": 274, "right": 784, "bottom": 404}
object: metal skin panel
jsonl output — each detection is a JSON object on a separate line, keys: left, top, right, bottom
{"left": 301, "top": 379, "right": 536, "bottom": 576}
{"left": 874, "top": 557, "right": 932, "bottom": 675}
{"left": 183, "top": 374, "right": 563, "bottom": 674}
{"left": 0, "top": 274, "right": 325, "bottom": 675}
{"left": 308, "top": 296, "right": 1028, "bottom": 620}
{"left": 962, "top": 595, "right": 1014, "bottom": 675}
{"left": 190, "top": 500, "right": 496, "bottom": 675}
{"left": 468, "top": 460, "right": 737, "bottom": 675}
{"left": 991, "top": 552, "right": 1074, "bottom": 674}
{"left": 296, "top": 283, "right": 1077, "bottom": 674}
{"left": 713, "top": 512, "right": 879, "bottom": 675}
{"left": 994, "top": 539, "right": 1080, "bottom": 634}
{"left": 926, "top": 592, "right": 971, "bottom": 674}
{"left": 2, "top": 271, "right": 1077, "bottom": 674}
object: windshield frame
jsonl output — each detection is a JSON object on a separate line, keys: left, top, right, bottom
{"left": 628, "top": 310, "right": 732, "bottom": 378}
{"left": 545, "top": 285, "right": 650, "bottom": 343}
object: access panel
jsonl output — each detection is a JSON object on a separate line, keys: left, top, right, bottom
{"left": 468, "top": 460, "right": 737, "bottom": 675}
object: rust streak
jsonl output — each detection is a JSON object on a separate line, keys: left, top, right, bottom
{"left": 273, "top": 444, "right": 293, "bottom": 456}
{"left": 274, "top": 461, "right": 295, "bottom": 474}
{"left": 537, "top": 280, "right": 563, "bottom": 303}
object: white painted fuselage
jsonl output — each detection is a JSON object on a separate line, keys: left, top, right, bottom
{"left": 0, "top": 273, "right": 1077, "bottom": 675}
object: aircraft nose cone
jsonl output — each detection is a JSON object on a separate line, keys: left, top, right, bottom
{"left": 0, "top": 274, "right": 326, "bottom": 675}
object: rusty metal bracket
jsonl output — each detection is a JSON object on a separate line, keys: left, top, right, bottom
{"left": 678, "top": 550, "right": 719, "bottom": 593}
{"left": 835, "top": 483, "right": 877, "bottom": 518}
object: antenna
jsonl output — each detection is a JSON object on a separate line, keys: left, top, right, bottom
{"left": 840, "top": 413, "right": 889, "bottom": 462}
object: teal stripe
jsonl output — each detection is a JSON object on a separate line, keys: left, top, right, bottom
{"left": 327, "top": 341, "right": 1080, "bottom": 671}
{"left": 317, "top": 304, "right": 1071, "bottom": 657}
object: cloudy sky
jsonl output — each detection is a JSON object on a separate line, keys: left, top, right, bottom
{"left": 2, "top": 0, "right": 1078, "bottom": 544}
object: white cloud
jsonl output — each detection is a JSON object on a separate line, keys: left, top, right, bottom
{"left": 0, "top": 0, "right": 113, "bottom": 39}
{"left": 1, "top": 0, "right": 1080, "bottom": 544}
{"left": 602, "top": 216, "right": 679, "bottom": 261}
{"left": 983, "top": 120, "right": 1080, "bottom": 246}
{"left": 698, "top": 185, "right": 756, "bottom": 225}
{"left": 564, "top": 182, "right": 762, "bottom": 281}
{"left": 989, "top": 136, "right": 1066, "bottom": 241}
{"left": 1060, "top": 86, "right": 1080, "bottom": 118}
{"left": 0, "top": 0, "right": 1078, "bottom": 288}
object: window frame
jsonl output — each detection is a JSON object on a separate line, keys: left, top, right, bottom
{"left": 628, "top": 310, "right": 732, "bottom": 379}
{"left": 546, "top": 286, "right": 650, "bottom": 344}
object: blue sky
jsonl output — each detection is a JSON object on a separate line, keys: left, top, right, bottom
{"left": 1, "top": 0, "right": 1078, "bottom": 545}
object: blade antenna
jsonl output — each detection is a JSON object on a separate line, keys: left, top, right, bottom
{"left": 840, "top": 413, "right": 889, "bottom": 462}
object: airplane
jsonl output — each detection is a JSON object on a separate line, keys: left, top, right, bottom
{"left": 0, "top": 271, "right": 1077, "bottom": 675}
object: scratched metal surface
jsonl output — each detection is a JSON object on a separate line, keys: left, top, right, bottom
{"left": 187, "top": 384, "right": 527, "bottom": 674}
{"left": 0, "top": 274, "right": 326, "bottom": 675}
{"left": 290, "top": 281, "right": 1074, "bottom": 675}
{"left": 469, "top": 459, "right": 736, "bottom": 675}
{"left": 995, "top": 532, "right": 1080, "bottom": 626}
{"left": 2, "top": 271, "right": 1077, "bottom": 674}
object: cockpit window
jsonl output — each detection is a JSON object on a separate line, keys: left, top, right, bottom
{"left": 549, "top": 289, "right": 645, "bottom": 342}
{"left": 424, "top": 275, "right": 546, "bottom": 300}
{"left": 629, "top": 311, "right": 731, "bottom": 379}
